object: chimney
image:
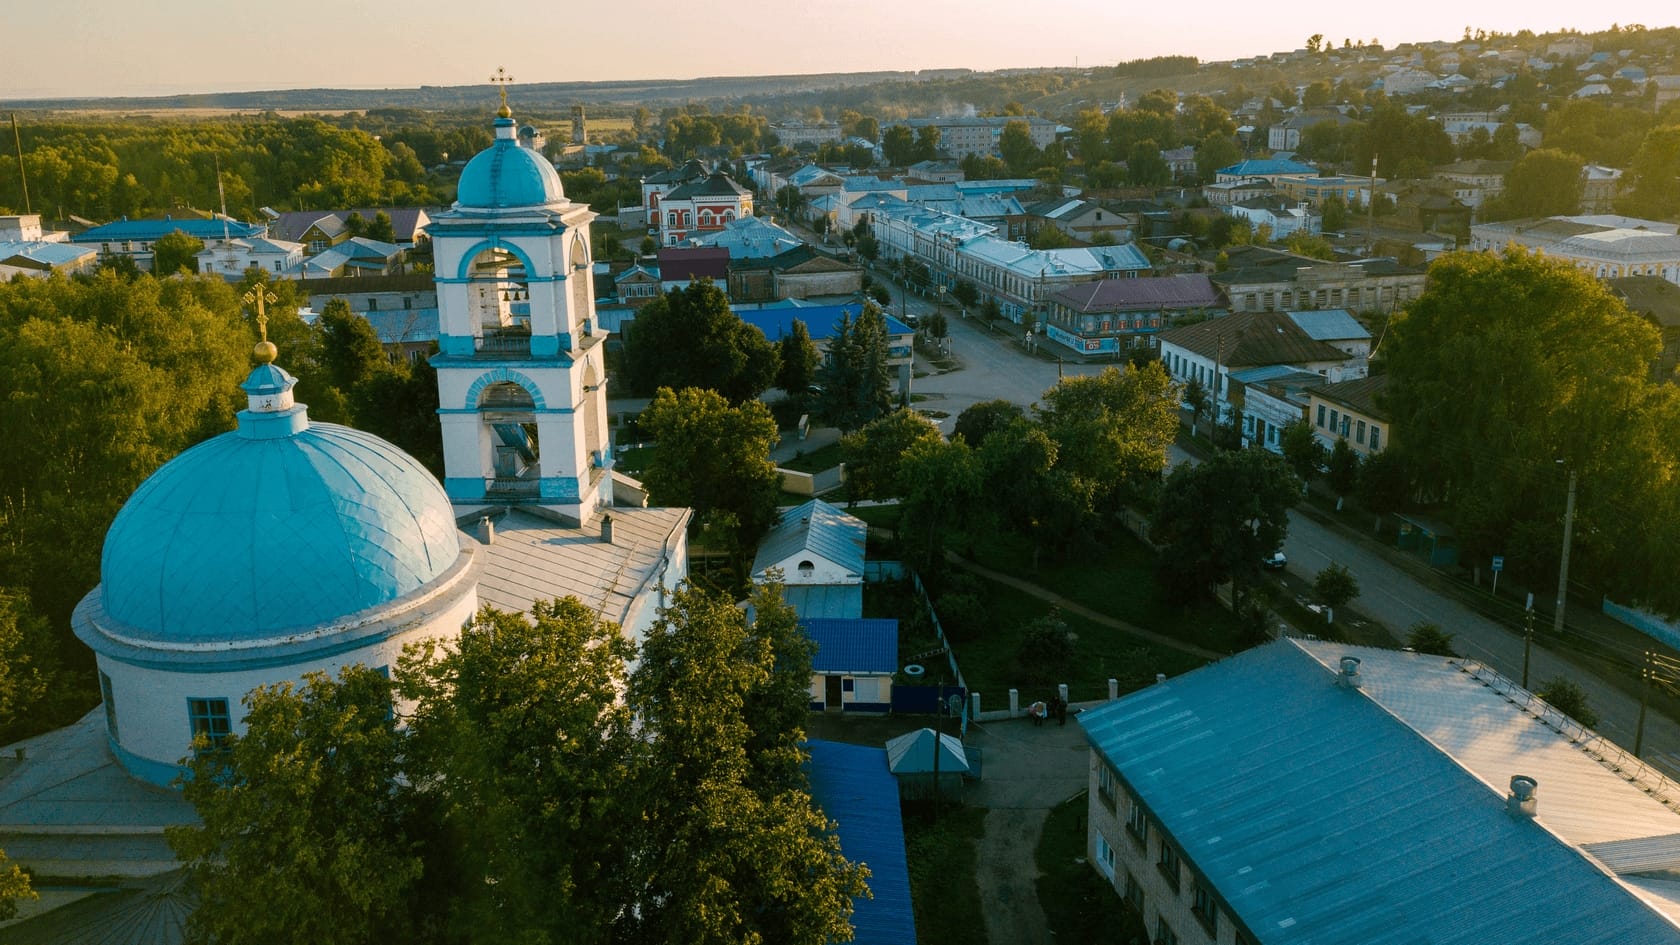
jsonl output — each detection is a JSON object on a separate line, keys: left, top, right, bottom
{"left": 1507, "top": 775, "right": 1538, "bottom": 818}
{"left": 478, "top": 516, "right": 495, "bottom": 546}
{"left": 601, "top": 514, "right": 614, "bottom": 545}
{"left": 1337, "top": 656, "right": 1363, "bottom": 689}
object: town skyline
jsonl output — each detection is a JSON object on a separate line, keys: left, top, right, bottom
{"left": 4, "top": 0, "right": 1673, "bottom": 100}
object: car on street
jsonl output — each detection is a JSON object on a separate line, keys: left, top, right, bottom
{"left": 1263, "top": 550, "right": 1287, "bottom": 570}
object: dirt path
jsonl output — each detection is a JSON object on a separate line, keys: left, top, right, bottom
{"left": 945, "top": 553, "right": 1222, "bottom": 661}
{"left": 975, "top": 807, "right": 1054, "bottom": 945}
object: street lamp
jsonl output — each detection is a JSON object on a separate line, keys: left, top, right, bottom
{"left": 1554, "top": 462, "right": 1577, "bottom": 637}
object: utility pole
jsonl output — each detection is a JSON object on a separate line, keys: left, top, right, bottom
{"left": 1554, "top": 467, "right": 1577, "bottom": 637}
{"left": 1637, "top": 653, "right": 1651, "bottom": 757}
{"left": 1364, "top": 153, "right": 1378, "bottom": 256}
{"left": 1522, "top": 594, "right": 1535, "bottom": 688}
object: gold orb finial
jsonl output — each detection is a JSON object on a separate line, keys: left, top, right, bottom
{"left": 490, "top": 67, "right": 514, "bottom": 117}
{"left": 254, "top": 339, "right": 279, "bottom": 364}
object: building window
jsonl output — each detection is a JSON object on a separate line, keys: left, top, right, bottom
{"left": 1329, "top": 409, "right": 1339, "bottom": 432}
{"left": 187, "top": 697, "right": 232, "bottom": 751}
{"left": 1193, "top": 880, "right": 1219, "bottom": 936}
{"left": 1356, "top": 419, "right": 1367, "bottom": 444}
{"left": 1125, "top": 795, "right": 1148, "bottom": 846}
{"left": 99, "top": 671, "right": 119, "bottom": 742}
{"left": 1370, "top": 427, "right": 1381, "bottom": 451}
{"left": 1157, "top": 841, "right": 1181, "bottom": 892}
{"left": 1155, "top": 916, "right": 1179, "bottom": 945}
{"left": 1097, "top": 762, "right": 1118, "bottom": 810}
{"left": 367, "top": 298, "right": 379, "bottom": 311}
{"left": 1123, "top": 871, "right": 1145, "bottom": 912}
{"left": 841, "top": 677, "right": 855, "bottom": 693}
{"left": 1095, "top": 834, "right": 1116, "bottom": 879}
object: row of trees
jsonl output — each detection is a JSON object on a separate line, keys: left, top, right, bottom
{"left": 1, "top": 117, "right": 451, "bottom": 219}
{"left": 840, "top": 365, "right": 1181, "bottom": 571}
{"left": 171, "top": 583, "right": 867, "bottom": 945}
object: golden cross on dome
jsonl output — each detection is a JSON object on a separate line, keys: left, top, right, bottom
{"left": 243, "top": 283, "right": 280, "bottom": 363}
{"left": 490, "top": 67, "right": 514, "bottom": 114}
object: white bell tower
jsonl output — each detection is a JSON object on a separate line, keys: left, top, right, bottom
{"left": 428, "top": 98, "right": 613, "bottom": 525}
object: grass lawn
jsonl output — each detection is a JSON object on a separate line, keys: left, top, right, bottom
{"left": 902, "top": 803, "right": 988, "bottom": 945}
{"left": 965, "top": 528, "right": 1246, "bottom": 657}
{"left": 778, "top": 442, "right": 844, "bottom": 473}
{"left": 940, "top": 582, "right": 1207, "bottom": 705}
{"left": 1036, "top": 792, "right": 1143, "bottom": 945}
{"left": 614, "top": 445, "right": 654, "bottom": 476}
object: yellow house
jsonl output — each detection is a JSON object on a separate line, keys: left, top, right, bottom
{"left": 1305, "top": 374, "right": 1390, "bottom": 457}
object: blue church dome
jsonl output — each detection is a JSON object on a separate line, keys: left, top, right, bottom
{"left": 99, "top": 400, "right": 461, "bottom": 644}
{"left": 456, "top": 114, "right": 565, "bottom": 209}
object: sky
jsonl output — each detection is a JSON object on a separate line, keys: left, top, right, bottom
{"left": 3, "top": 0, "right": 1676, "bottom": 100}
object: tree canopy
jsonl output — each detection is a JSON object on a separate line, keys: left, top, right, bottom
{"left": 1150, "top": 449, "right": 1301, "bottom": 603}
{"left": 639, "top": 386, "right": 782, "bottom": 552}
{"left": 839, "top": 408, "right": 944, "bottom": 502}
{"left": 814, "top": 305, "right": 896, "bottom": 432}
{"left": 623, "top": 282, "right": 779, "bottom": 404}
{"left": 1383, "top": 248, "right": 1679, "bottom": 610}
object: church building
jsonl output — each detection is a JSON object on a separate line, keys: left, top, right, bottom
{"left": 0, "top": 98, "right": 688, "bottom": 937}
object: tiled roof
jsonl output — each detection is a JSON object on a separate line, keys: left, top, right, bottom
{"left": 656, "top": 247, "right": 730, "bottom": 280}
{"left": 1610, "top": 275, "right": 1680, "bottom": 328}
{"left": 1158, "top": 311, "right": 1349, "bottom": 368}
{"left": 801, "top": 618, "right": 898, "bottom": 674}
{"left": 665, "top": 171, "right": 752, "bottom": 200}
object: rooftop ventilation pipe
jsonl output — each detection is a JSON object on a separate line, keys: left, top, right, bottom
{"left": 1337, "top": 656, "right": 1363, "bottom": 689}
{"left": 601, "top": 514, "right": 614, "bottom": 545}
{"left": 1507, "top": 775, "right": 1539, "bottom": 818}
{"left": 478, "top": 516, "right": 495, "bottom": 546}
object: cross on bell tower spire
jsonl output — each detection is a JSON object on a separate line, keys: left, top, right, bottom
{"left": 490, "top": 67, "right": 514, "bottom": 117}
{"left": 243, "top": 281, "right": 280, "bottom": 364}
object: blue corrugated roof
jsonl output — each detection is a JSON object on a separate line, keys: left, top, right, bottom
{"left": 1079, "top": 640, "right": 1680, "bottom": 944}
{"left": 1285, "top": 308, "right": 1370, "bottom": 342}
{"left": 1217, "top": 158, "right": 1318, "bottom": 177}
{"left": 737, "top": 304, "right": 913, "bottom": 341}
{"left": 73, "top": 217, "right": 265, "bottom": 242}
{"left": 805, "top": 740, "right": 919, "bottom": 945}
{"left": 802, "top": 618, "right": 898, "bottom": 674}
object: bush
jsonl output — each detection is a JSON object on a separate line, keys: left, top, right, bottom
{"left": 1016, "top": 607, "right": 1075, "bottom": 681}
{"left": 936, "top": 593, "right": 986, "bottom": 642}
{"left": 1537, "top": 676, "right": 1599, "bottom": 728}
{"left": 1405, "top": 622, "right": 1457, "bottom": 656}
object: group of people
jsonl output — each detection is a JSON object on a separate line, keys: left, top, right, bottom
{"left": 1028, "top": 695, "right": 1068, "bottom": 727}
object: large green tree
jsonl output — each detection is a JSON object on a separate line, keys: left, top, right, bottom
{"left": 0, "top": 848, "right": 33, "bottom": 921}
{"left": 152, "top": 229, "right": 205, "bottom": 276}
{"left": 399, "top": 599, "right": 638, "bottom": 943}
{"left": 1384, "top": 248, "right": 1669, "bottom": 605}
{"left": 1035, "top": 363, "right": 1180, "bottom": 510}
{"left": 169, "top": 666, "right": 427, "bottom": 945}
{"left": 814, "top": 305, "right": 895, "bottom": 432}
{"left": 624, "top": 282, "right": 780, "bottom": 404}
{"left": 775, "top": 318, "right": 821, "bottom": 401}
{"left": 1619, "top": 125, "right": 1680, "bottom": 220}
{"left": 622, "top": 584, "right": 868, "bottom": 945}
{"left": 1150, "top": 449, "right": 1301, "bottom": 603}
{"left": 1489, "top": 148, "right": 1585, "bottom": 220}
{"left": 839, "top": 408, "right": 943, "bottom": 502}
{"left": 639, "top": 386, "right": 782, "bottom": 551}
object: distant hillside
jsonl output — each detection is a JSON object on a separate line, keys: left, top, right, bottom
{"left": 1, "top": 71, "right": 945, "bottom": 113}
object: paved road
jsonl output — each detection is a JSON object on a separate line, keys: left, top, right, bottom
{"left": 1281, "top": 507, "right": 1680, "bottom": 770}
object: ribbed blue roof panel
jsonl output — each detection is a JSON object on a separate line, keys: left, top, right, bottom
{"left": 100, "top": 422, "right": 459, "bottom": 643}
{"left": 456, "top": 129, "right": 565, "bottom": 210}
{"left": 802, "top": 618, "right": 898, "bottom": 674}
{"left": 806, "top": 740, "right": 918, "bottom": 945}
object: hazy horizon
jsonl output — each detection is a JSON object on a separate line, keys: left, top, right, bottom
{"left": 4, "top": 0, "right": 1675, "bottom": 101}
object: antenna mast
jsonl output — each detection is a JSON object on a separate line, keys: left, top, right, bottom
{"left": 11, "top": 114, "right": 29, "bottom": 214}
{"left": 216, "top": 156, "right": 236, "bottom": 274}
